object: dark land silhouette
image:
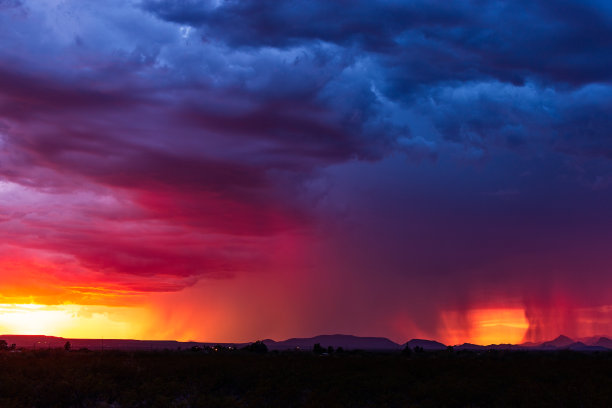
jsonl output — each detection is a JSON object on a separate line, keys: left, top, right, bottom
{"left": 4, "top": 333, "right": 612, "bottom": 352}
{"left": 1, "top": 339, "right": 612, "bottom": 407}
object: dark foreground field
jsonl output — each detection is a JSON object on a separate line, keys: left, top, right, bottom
{"left": 1, "top": 349, "right": 611, "bottom": 407}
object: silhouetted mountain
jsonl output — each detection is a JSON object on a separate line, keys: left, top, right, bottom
{"left": 454, "top": 343, "right": 486, "bottom": 351}
{"left": 566, "top": 341, "right": 586, "bottom": 350}
{"left": 3, "top": 333, "right": 612, "bottom": 352}
{"left": 265, "top": 334, "right": 400, "bottom": 351}
{"left": 0, "top": 335, "right": 67, "bottom": 349}
{"left": 593, "top": 337, "right": 612, "bottom": 349}
{"left": 0, "top": 335, "right": 245, "bottom": 351}
{"left": 541, "top": 335, "right": 574, "bottom": 348}
{"left": 492, "top": 344, "right": 523, "bottom": 350}
{"left": 405, "top": 339, "right": 446, "bottom": 351}
{"left": 576, "top": 335, "right": 601, "bottom": 345}
{"left": 566, "top": 342, "right": 609, "bottom": 352}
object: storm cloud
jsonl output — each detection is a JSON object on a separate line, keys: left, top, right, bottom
{"left": 2, "top": 0, "right": 612, "bottom": 342}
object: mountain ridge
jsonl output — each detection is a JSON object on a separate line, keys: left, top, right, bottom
{"left": 2, "top": 333, "right": 611, "bottom": 351}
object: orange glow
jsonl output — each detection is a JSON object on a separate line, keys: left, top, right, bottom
{"left": 441, "top": 308, "right": 529, "bottom": 345}
{"left": 0, "top": 304, "right": 149, "bottom": 339}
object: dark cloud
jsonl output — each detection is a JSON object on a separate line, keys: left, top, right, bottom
{"left": 0, "top": 30, "right": 378, "bottom": 294}
{"left": 2, "top": 0, "right": 612, "bottom": 341}
{"left": 143, "top": 0, "right": 612, "bottom": 86}
{"left": 0, "top": 67, "right": 140, "bottom": 123}
{"left": 142, "top": 0, "right": 466, "bottom": 50}
{"left": 415, "top": 82, "right": 612, "bottom": 161}
{"left": 0, "top": 0, "right": 23, "bottom": 9}
{"left": 138, "top": 0, "right": 612, "bottom": 169}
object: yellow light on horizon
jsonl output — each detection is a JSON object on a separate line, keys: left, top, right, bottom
{"left": 0, "top": 303, "right": 145, "bottom": 339}
{"left": 470, "top": 308, "right": 529, "bottom": 345}
{"left": 441, "top": 308, "right": 529, "bottom": 345}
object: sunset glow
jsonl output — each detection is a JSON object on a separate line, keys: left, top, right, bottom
{"left": 0, "top": 304, "right": 146, "bottom": 339}
{"left": 2, "top": 0, "right": 612, "bottom": 346}
{"left": 441, "top": 309, "right": 529, "bottom": 346}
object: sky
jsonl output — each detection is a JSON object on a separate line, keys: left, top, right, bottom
{"left": 1, "top": 0, "right": 612, "bottom": 345}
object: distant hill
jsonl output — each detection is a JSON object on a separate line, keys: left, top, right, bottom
{"left": 405, "top": 339, "right": 447, "bottom": 351}
{"left": 264, "top": 334, "right": 400, "bottom": 351}
{"left": 3, "top": 333, "right": 612, "bottom": 352}
{"left": 576, "top": 335, "right": 602, "bottom": 345}
{"left": 566, "top": 342, "right": 609, "bottom": 352}
{"left": 593, "top": 337, "right": 612, "bottom": 349}
{"left": 0, "top": 335, "right": 245, "bottom": 351}
{"left": 454, "top": 343, "right": 487, "bottom": 351}
{"left": 540, "top": 335, "right": 574, "bottom": 348}
{"left": 519, "top": 341, "right": 542, "bottom": 347}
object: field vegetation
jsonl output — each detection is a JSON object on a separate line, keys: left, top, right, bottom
{"left": 0, "top": 347, "right": 611, "bottom": 407}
